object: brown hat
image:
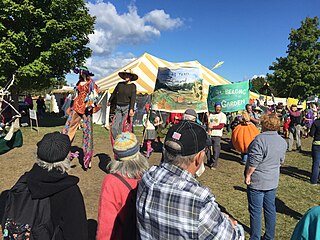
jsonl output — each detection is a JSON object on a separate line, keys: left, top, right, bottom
{"left": 118, "top": 69, "right": 138, "bottom": 81}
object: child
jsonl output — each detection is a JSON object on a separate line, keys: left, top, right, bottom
{"left": 142, "top": 104, "right": 160, "bottom": 158}
{"left": 282, "top": 116, "right": 290, "bottom": 138}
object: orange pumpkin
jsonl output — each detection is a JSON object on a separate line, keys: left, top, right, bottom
{"left": 232, "top": 123, "right": 260, "bottom": 153}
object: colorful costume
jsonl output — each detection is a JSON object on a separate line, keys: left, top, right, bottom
{"left": 63, "top": 67, "right": 99, "bottom": 169}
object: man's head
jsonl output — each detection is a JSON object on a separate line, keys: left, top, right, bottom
{"left": 36, "top": 132, "right": 71, "bottom": 173}
{"left": 291, "top": 104, "right": 297, "bottom": 112}
{"left": 215, "top": 102, "right": 222, "bottom": 113}
{"left": 163, "top": 121, "right": 210, "bottom": 175}
{"left": 118, "top": 69, "right": 138, "bottom": 82}
{"left": 246, "top": 104, "right": 252, "bottom": 113}
{"left": 183, "top": 109, "right": 197, "bottom": 121}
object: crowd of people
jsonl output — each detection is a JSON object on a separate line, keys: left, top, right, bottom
{"left": 2, "top": 69, "right": 319, "bottom": 240}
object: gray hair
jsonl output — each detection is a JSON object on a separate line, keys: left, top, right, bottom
{"left": 107, "top": 152, "right": 149, "bottom": 179}
{"left": 163, "top": 141, "right": 197, "bottom": 168}
{"left": 36, "top": 158, "right": 71, "bottom": 174}
{"left": 183, "top": 114, "right": 196, "bottom": 121}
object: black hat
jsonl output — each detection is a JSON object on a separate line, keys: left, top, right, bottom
{"left": 37, "top": 132, "right": 71, "bottom": 163}
{"left": 164, "top": 120, "right": 211, "bottom": 156}
{"left": 118, "top": 69, "right": 138, "bottom": 81}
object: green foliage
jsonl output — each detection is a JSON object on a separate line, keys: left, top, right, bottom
{"left": 268, "top": 17, "right": 320, "bottom": 99}
{"left": 250, "top": 76, "right": 278, "bottom": 96}
{"left": 0, "top": 0, "right": 95, "bottom": 91}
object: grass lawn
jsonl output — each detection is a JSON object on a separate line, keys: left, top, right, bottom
{"left": 0, "top": 114, "right": 319, "bottom": 239}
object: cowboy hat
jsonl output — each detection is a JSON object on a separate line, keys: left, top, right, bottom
{"left": 253, "top": 106, "right": 263, "bottom": 112}
{"left": 118, "top": 69, "right": 138, "bottom": 81}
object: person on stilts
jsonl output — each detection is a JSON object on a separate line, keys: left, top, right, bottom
{"left": 62, "top": 67, "right": 100, "bottom": 170}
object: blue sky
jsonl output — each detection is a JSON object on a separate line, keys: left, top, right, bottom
{"left": 67, "top": 0, "right": 320, "bottom": 84}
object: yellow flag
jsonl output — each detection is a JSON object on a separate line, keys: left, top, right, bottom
{"left": 212, "top": 61, "right": 224, "bottom": 70}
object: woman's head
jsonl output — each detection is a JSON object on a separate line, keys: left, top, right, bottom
{"left": 74, "top": 66, "right": 94, "bottom": 83}
{"left": 261, "top": 114, "right": 280, "bottom": 132}
{"left": 109, "top": 132, "right": 149, "bottom": 179}
{"left": 36, "top": 132, "right": 71, "bottom": 173}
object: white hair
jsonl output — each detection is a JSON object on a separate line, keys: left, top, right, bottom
{"left": 163, "top": 141, "right": 197, "bottom": 168}
{"left": 183, "top": 114, "right": 196, "bottom": 121}
{"left": 107, "top": 152, "right": 149, "bottom": 179}
{"left": 36, "top": 158, "right": 71, "bottom": 174}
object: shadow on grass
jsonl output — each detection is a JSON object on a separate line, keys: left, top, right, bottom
{"left": 217, "top": 202, "right": 250, "bottom": 234}
{"left": 88, "top": 219, "right": 98, "bottom": 240}
{"left": 95, "top": 153, "right": 112, "bottom": 173}
{"left": 300, "top": 149, "right": 312, "bottom": 157}
{"left": 280, "top": 166, "right": 311, "bottom": 182}
{"left": 233, "top": 186, "right": 303, "bottom": 220}
{"left": 71, "top": 146, "right": 85, "bottom": 170}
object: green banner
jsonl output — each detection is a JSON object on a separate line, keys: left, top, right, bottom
{"left": 207, "top": 81, "right": 249, "bottom": 112}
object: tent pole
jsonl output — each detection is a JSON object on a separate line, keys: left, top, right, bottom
{"left": 105, "top": 91, "right": 111, "bottom": 129}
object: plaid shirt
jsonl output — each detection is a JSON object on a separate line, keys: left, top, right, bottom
{"left": 136, "top": 163, "right": 244, "bottom": 240}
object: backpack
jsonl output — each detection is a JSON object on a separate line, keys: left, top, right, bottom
{"left": 110, "top": 173, "right": 137, "bottom": 240}
{"left": 2, "top": 173, "right": 57, "bottom": 240}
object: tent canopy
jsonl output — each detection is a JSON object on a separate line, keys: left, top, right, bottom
{"left": 96, "top": 53, "right": 230, "bottom": 94}
{"left": 51, "top": 86, "right": 74, "bottom": 94}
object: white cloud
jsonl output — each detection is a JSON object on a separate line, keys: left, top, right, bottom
{"left": 250, "top": 74, "right": 266, "bottom": 80}
{"left": 67, "top": 2, "right": 183, "bottom": 85}
{"left": 86, "top": 2, "right": 183, "bottom": 55}
{"left": 144, "top": 9, "right": 183, "bottom": 30}
{"left": 86, "top": 53, "right": 137, "bottom": 80}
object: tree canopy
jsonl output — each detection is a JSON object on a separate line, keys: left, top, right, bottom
{"left": 250, "top": 76, "right": 278, "bottom": 96}
{"left": 267, "top": 17, "right": 320, "bottom": 99}
{"left": 0, "top": 0, "right": 95, "bottom": 91}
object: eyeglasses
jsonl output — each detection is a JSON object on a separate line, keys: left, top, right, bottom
{"left": 202, "top": 147, "right": 209, "bottom": 155}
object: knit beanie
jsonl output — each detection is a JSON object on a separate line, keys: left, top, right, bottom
{"left": 113, "top": 132, "right": 140, "bottom": 161}
{"left": 37, "top": 132, "right": 71, "bottom": 163}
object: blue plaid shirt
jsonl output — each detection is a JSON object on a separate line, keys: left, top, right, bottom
{"left": 136, "top": 163, "right": 244, "bottom": 239}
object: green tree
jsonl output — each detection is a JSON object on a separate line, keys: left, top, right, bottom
{"left": 268, "top": 17, "right": 320, "bottom": 99}
{"left": 250, "top": 76, "right": 278, "bottom": 96}
{"left": 0, "top": 0, "right": 95, "bottom": 91}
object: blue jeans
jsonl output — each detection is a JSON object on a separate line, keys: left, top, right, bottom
{"left": 247, "top": 188, "right": 277, "bottom": 240}
{"left": 311, "top": 144, "right": 320, "bottom": 184}
{"left": 241, "top": 153, "right": 248, "bottom": 163}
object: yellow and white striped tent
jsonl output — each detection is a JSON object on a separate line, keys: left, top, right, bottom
{"left": 96, "top": 52, "right": 230, "bottom": 95}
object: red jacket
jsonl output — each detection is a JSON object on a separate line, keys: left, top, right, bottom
{"left": 96, "top": 174, "right": 139, "bottom": 240}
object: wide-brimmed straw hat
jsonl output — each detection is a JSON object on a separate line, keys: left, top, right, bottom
{"left": 118, "top": 69, "right": 138, "bottom": 81}
{"left": 253, "top": 106, "right": 263, "bottom": 112}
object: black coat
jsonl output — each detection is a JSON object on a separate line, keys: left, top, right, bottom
{"left": 26, "top": 164, "right": 88, "bottom": 240}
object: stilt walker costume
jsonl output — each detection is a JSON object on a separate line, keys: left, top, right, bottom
{"left": 63, "top": 67, "right": 100, "bottom": 169}
{"left": 108, "top": 69, "right": 137, "bottom": 145}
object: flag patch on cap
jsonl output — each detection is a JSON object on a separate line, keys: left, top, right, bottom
{"left": 172, "top": 132, "right": 181, "bottom": 140}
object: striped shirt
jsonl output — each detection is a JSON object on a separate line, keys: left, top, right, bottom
{"left": 136, "top": 163, "right": 244, "bottom": 240}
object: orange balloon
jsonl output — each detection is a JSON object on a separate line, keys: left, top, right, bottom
{"left": 232, "top": 123, "right": 260, "bottom": 153}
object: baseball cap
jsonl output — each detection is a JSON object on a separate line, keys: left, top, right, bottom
{"left": 164, "top": 120, "right": 211, "bottom": 156}
{"left": 184, "top": 108, "right": 197, "bottom": 118}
